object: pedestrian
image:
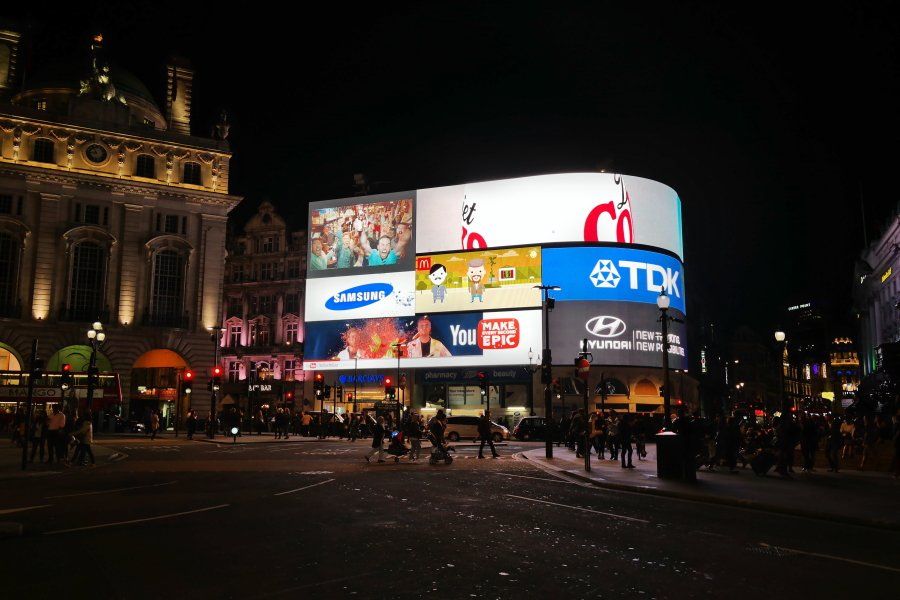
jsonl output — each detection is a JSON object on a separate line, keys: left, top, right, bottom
{"left": 800, "top": 414, "right": 819, "bottom": 472}
{"left": 619, "top": 414, "right": 635, "bottom": 468}
{"left": 408, "top": 414, "right": 423, "bottom": 461}
{"left": 590, "top": 410, "right": 605, "bottom": 458}
{"left": 724, "top": 416, "right": 740, "bottom": 473}
{"left": 349, "top": 414, "right": 360, "bottom": 442}
{"left": 840, "top": 416, "right": 855, "bottom": 459}
{"left": 29, "top": 411, "right": 47, "bottom": 463}
{"left": 150, "top": 410, "right": 160, "bottom": 440}
{"left": 46, "top": 404, "right": 66, "bottom": 464}
{"left": 301, "top": 411, "right": 312, "bottom": 437}
{"left": 365, "top": 416, "right": 386, "bottom": 463}
{"left": 274, "top": 408, "right": 284, "bottom": 439}
{"left": 774, "top": 416, "right": 793, "bottom": 478}
{"left": 255, "top": 409, "right": 265, "bottom": 435}
{"left": 186, "top": 410, "right": 197, "bottom": 440}
{"left": 73, "top": 411, "right": 95, "bottom": 467}
{"left": 824, "top": 415, "right": 842, "bottom": 472}
{"left": 607, "top": 412, "right": 620, "bottom": 461}
{"left": 477, "top": 410, "right": 499, "bottom": 459}
{"left": 859, "top": 415, "right": 879, "bottom": 471}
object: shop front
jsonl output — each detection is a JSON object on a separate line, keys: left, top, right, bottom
{"left": 415, "top": 366, "right": 535, "bottom": 428}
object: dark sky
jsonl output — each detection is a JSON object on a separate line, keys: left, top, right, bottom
{"left": 7, "top": 2, "right": 900, "bottom": 335}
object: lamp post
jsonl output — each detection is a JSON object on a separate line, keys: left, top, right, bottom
{"left": 209, "top": 327, "right": 225, "bottom": 438}
{"left": 775, "top": 330, "right": 787, "bottom": 416}
{"left": 657, "top": 292, "right": 672, "bottom": 429}
{"left": 353, "top": 356, "right": 359, "bottom": 414}
{"left": 576, "top": 339, "right": 593, "bottom": 472}
{"left": 86, "top": 321, "right": 106, "bottom": 421}
{"left": 527, "top": 348, "right": 540, "bottom": 416}
{"left": 535, "top": 284, "right": 560, "bottom": 459}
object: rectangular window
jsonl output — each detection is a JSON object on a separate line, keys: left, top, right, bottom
{"left": 284, "top": 293, "right": 299, "bottom": 315}
{"left": 285, "top": 321, "right": 299, "bottom": 344}
{"left": 32, "top": 139, "right": 55, "bottom": 163}
{"left": 103, "top": 206, "right": 109, "bottom": 226}
{"left": 83, "top": 205, "right": 100, "bottom": 225}
{"left": 262, "top": 236, "right": 274, "bottom": 253}
{"left": 16, "top": 196, "right": 22, "bottom": 215}
{"left": 183, "top": 162, "right": 201, "bottom": 185}
{"left": 259, "top": 295, "right": 272, "bottom": 315}
{"left": 261, "top": 263, "right": 273, "bottom": 281}
{"left": 164, "top": 215, "right": 179, "bottom": 234}
{"left": 74, "top": 203, "right": 82, "bottom": 222}
{"left": 0, "top": 195, "right": 10, "bottom": 214}
{"left": 232, "top": 264, "right": 244, "bottom": 283}
{"left": 228, "top": 361, "right": 241, "bottom": 383}
{"left": 227, "top": 297, "right": 242, "bottom": 317}
{"left": 283, "top": 359, "right": 296, "bottom": 381}
{"left": 287, "top": 260, "right": 300, "bottom": 279}
{"left": 229, "top": 324, "right": 242, "bottom": 347}
{"left": 36, "top": 99, "right": 47, "bottom": 111}
{"left": 181, "top": 216, "right": 187, "bottom": 235}
{"left": 136, "top": 155, "right": 155, "bottom": 178}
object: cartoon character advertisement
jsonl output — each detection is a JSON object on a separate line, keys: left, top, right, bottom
{"left": 302, "top": 310, "right": 542, "bottom": 370}
{"left": 414, "top": 246, "right": 542, "bottom": 313}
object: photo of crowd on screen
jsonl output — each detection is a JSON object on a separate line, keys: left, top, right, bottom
{"left": 308, "top": 198, "right": 414, "bottom": 271}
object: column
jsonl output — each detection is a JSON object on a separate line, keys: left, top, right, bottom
{"left": 31, "top": 193, "right": 59, "bottom": 320}
{"left": 117, "top": 204, "right": 144, "bottom": 326}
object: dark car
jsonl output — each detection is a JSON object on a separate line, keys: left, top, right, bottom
{"left": 513, "top": 416, "right": 551, "bottom": 441}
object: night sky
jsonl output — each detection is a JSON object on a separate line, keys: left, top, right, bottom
{"left": 7, "top": 2, "right": 899, "bottom": 336}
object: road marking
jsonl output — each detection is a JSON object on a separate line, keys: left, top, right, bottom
{"left": 757, "top": 543, "right": 900, "bottom": 574}
{"left": 273, "top": 478, "right": 336, "bottom": 496}
{"left": 492, "top": 472, "right": 578, "bottom": 484}
{"left": 45, "top": 481, "right": 177, "bottom": 499}
{"left": 0, "top": 504, "right": 53, "bottom": 515}
{"left": 43, "top": 504, "right": 230, "bottom": 535}
{"left": 505, "top": 494, "right": 650, "bottom": 523}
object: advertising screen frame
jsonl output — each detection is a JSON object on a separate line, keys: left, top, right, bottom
{"left": 304, "top": 271, "right": 417, "bottom": 322}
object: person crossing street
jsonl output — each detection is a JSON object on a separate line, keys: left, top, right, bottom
{"left": 477, "top": 410, "right": 499, "bottom": 459}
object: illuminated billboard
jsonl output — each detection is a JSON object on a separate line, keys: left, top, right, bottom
{"left": 414, "top": 246, "right": 542, "bottom": 313}
{"left": 308, "top": 193, "right": 415, "bottom": 277}
{"left": 542, "top": 246, "right": 686, "bottom": 313}
{"left": 305, "top": 271, "right": 416, "bottom": 321}
{"left": 548, "top": 301, "right": 687, "bottom": 369}
{"left": 416, "top": 173, "right": 683, "bottom": 259}
{"left": 302, "top": 309, "right": 542, "bottom": 370}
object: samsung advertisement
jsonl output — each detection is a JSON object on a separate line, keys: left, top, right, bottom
{"left": 548, "top": 301, "right": 688, "bottom": 370}
{"left": 542, "top": 246, "right": 686, "bottom": 314}
{"left": 305, "top": 271, "right": 416, "bottom": 321}
{"left": 302, "top": 310, "right": 542, "bottom": 371}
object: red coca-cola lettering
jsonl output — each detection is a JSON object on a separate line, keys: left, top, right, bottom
{"left": 461, "top": 226, "right": 487, "bottom": 249}
{"left": 583, "top": 201, "right": 632, "bottom": 243}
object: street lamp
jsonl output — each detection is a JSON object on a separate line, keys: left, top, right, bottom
{"left": 774, "top": 330, "right": 787, "bottom": 416}
{"left": 535, "top": 284, "right": 560, "bottom": 459}
{"left": 527, "top": 348, "right": 540, "bottom": 416}
{"left": 657, "top": 291, "right": 672, "bottom": 429}
{"left": 86, "top": 322, "right": 105, "bottom": 420}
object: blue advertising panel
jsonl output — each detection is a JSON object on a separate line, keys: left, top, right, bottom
{"left": 542, "top": 246, "right": 686, "bottom": 313}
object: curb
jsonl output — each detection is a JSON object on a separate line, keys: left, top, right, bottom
{"left": 194, "top": 438, "right": 509, "bottom": 447}
{"left": 516, "top": 452, "right": 900, "bottom": 531}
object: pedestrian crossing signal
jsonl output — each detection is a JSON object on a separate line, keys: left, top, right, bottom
{"left": 384, "top": 376, "right": 395, "bottom": 399}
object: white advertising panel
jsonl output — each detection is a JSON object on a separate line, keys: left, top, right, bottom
{"left": 416, "top": 172, "right": 683, "bottom": 258}
{"left": 305, "top": 271, "right": 416, "bottom": 321}
{"left": 302, "top": 309, "right": 542, "bottom": 371}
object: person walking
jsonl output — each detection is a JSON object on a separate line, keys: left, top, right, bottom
{"left": 186, "top": 410, "right": 197, "bottom": 440}
{"left": 859, "top": 415, "right": 879, "bottom": 471}
{"left": 619, "top": 414, "right": 635, "bottom": 468}
{"left": 365, "top": 416, "right": 386, "bottom": 463}
{"left": 274, "top": 408, "right": 284, "bottom": 440}
{"left": 408, "top": 414, "right": 423, "bottom": 461}
{"left": 824, "top": 415, "right": 842, "bottom": 472}
{"left": 607, "top": 412, "right": 620, "bottom": 461}
{"left": 301, "top": 411, "right": 312, "bottom": 437}
{"left": 800, "top": 414, "right": 819, "bottom": 472}
{"left": 349, "top": 414, "right": 360, "bottom": 442}
{"left": 477, "top": 410, "right": 499, "bottom": 459}
{"left": 73, "top": 412, "right": 95, "bottom": 467}
{"left": 46, "top": 405, "right": 66, "bottom": 464}
{"left": 29, "top": 411, "right": 47, "bottom": 463}
{"left": 150, "top": 410, "right": 160, "bottom": 440}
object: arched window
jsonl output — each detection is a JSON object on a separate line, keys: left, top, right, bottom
{"left": 0, "top": 231, "right": 20, "bottom": 316}
{"left": 182, "top": 162, "right": 202, "bottom": 185}
{"left": 68, "top": 241, "right": 106, "bottom": 321}
{"left": 135, "top": 154, "right": 156, "bottom": 178}
{"left": 32, "top": 138, "right": 55, "bottom": 163}
{"left": 150, "top": 249, "right": 185, "bottom": 326}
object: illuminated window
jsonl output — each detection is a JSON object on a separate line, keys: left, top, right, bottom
{"left": 228, "top": 324, "right": 242, "bottom": 347}
{"left": 285, "top": 320, "right": 299, "bottom": 343}
{"left": 35, "top": 99, "right": 47, "bottom": 111}
{"left": 151, "top": 250, "right": 185, "bottom": 324}
{"left": 228, "top": 361, "right": 241, "bottom": 383}
{"left": 283, "top": 359, "right": 296, "bottom": 381}
{"left": 32, "top": 138, "right": 55, "bottom": 163}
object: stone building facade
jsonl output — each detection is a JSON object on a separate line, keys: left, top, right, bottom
{"left": 0, "top": 31, "right": 240, "bottom": 425}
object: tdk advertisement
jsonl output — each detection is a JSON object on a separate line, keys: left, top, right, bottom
{"left": 542, "top": 246, "right": 686, "bottom": 313}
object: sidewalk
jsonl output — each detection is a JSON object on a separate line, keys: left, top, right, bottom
{"left": 192, "top": 433, "right": 509, "bottom": 447}
{"left": 0, "top": 443, "right": 124, "bottom": 480}
{"left": 520, "top": 444, "right": 900, "bottom": 530}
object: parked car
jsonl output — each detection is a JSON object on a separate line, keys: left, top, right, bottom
{"left": 512, "top": 416, "right": 551, "bottom": 441}
{"left": 445, "top": 415, "right": 510, "bottom": 442}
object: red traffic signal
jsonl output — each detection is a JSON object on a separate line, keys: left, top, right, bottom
{"left": 384, "top": 376, "right": 392, "bottom": 387}
{"left": 183, "top": 369, "right": 194, "bottom": 380}
{"left": 212, "top": 365, "right": 223, "bottom": 377}
{"left": 285, "top": 391, "right": 294, "bottom": 399}
{"left": 315, "top": 373, "right": 324, "bottom": 382}
{"left": 62, "top": 363, "right": 72, "bottom": 372}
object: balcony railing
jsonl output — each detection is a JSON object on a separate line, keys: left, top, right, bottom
{"left": 141, "top": 311, "right": 190, "bottom": 329}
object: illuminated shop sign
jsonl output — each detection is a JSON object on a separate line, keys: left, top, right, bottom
{"left": 305, "top": 271, "right": 415, "bottom": 321}
{"left": 302, "top": 310, "right": 542, "bottom": 371}
{"left": 337, "top": 374, "right": 386, "bottom": 385}
{"left": 548, "top": 301, "right": 687, "bottom": 370}
{"left": 414, "top": 246, "right": 542, "bottom": 313}
{"left": 416, "top": 173, "right": 683, "bottom": 259}
{"left": 542, "top": 246, "right": 686, "bottom": 313}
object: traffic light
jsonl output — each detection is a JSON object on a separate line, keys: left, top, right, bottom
{"left": 285, "top": 390, "right": 294, "bottom": 401}
{"left": 314, "top": 373, "right": 324, "bottom": 398}
{"left": 477, "top": 371, "right": 488, "bottom": 397}
{"left": 384, "top": 376, "right": 395, "bottom": 399}
{"left": 60, "top": 363, "right": 72, "bottom": 390}
{"left": 336, "top": 385, "right": 343, "bottom": 402}
{"left": 183, "top": 369, "right": 194, "bottom": 395}
{"left": 540, "top": 349, "right": 553, "bottom": 384}
{"left": 399, "top": 374, "right": 407, "bottom": 389}
{"left": 346, "top": 392, "right": 354, "bottom": 403}
{"left": 552, "top": 378, "right": 562, "bottom": 400}
{"left": 209, "top": 365, "right": 222, "bottom": 392}
{"left": 324, "top": 384, "right": 332, "bottom": 400}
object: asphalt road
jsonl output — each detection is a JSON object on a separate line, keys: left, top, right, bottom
{"left": 1, "top": 437, "right": 898, "bottom": 599}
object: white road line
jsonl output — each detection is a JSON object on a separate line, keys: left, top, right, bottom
{"left": 43, "top": 504, "right": 230, "bottom": 535}
{"left": 758, "top": 543, "right": 900, "bottom": 574}
{"left": 273, "top": 478, "right": 336, "bottom": 496}
{"left": 506, "top": 494, "right": 650, "bottom": 523}
{"left": 492, "top": 472, "right": 578, "bottom": 484}
{"left": 0, "top": 504, "right": 53, "bottom": 515}
{"left": 45, "top": 481, "right": 177, "bottom": 499}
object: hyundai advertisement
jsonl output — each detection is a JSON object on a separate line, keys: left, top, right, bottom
{"left": 414, "top": 245, "right": 542, "bottom": 313}
{"left": 305, "top": 272, "right": 415, "bottom": 321}
{"left": 415, "top": 173, "right": 683, "bottom": 259}
{"left": 302, "top": 309, "right": 542, "bottom": 370}
{"left": 548, "top": 301, "right": 688, "bottom": 370}
{"left": 542, "top": 246, "right": 686, "bottom": 313}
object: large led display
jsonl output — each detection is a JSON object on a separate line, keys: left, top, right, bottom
{"left": 308, "top": 192, "right": 415, "bottom": 278}
{"left": 542, "top": 246, "right": 686, "bottom": 313}
{"left": 302, "top": 309, "right": 542, "bottom": 371}
{"left": 305, "top": 271, "right": 416, "bottom": 321}
{"left": 548, "top": 301, "right": 687, "bottom": 370}
{"left": 415, "top": 173, "right": 683, "bottom": 259}
{"left": 414, "top": 246, "right": 542, "bottom": 313}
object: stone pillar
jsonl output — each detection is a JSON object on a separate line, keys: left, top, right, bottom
{"left": 31, "top": 193, "right": 59, "bottom": 320}
{"left": 117, "top": 204, "right": 144, "bottom": 326}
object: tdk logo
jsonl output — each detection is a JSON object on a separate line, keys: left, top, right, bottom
{"left": 589, "top": 258, "right": 681, "bottom": 297}
{"left": 325, "top": 283, "right": 393, "bottom": 311}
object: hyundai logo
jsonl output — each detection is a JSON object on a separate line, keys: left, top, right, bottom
{"left": 585, "top": 316, "right": 627, "bottom": 338}
{"left": 325, "top": 283, "right": 393, "bottom": 311}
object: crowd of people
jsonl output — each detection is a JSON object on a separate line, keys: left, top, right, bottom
{"left": 6, "top": 405, "right": 97, "bottom": 467}
{"left": 309, "top": 199, "right": 413, "bottom": 270}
